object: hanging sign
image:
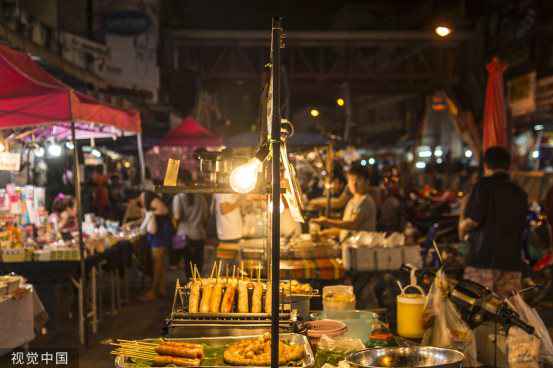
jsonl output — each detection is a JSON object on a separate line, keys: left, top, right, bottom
{"left": 0, "top": 153, "right": 20, "bottom": 171}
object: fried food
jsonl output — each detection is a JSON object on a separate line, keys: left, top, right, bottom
{"left": 251, "top": 282, "right": 263, "bottom": 313}
{"left": 223, "top": 334, "right": 305, "bottom": 366}
{"left": 189, "top": 281, "right": 201, "bottom": 313}
{"left": 238, "top": 281, "right": 250, "bottom": 313}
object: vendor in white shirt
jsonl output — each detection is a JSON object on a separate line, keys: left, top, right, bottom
{"left": 214, "top": 193, "right": 243, "bottom": 242}
{"left": 312, "top": 164, "right": 376, "bottom": 241}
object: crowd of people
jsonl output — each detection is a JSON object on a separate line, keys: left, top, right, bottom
{"left": 45, "top": 146, "right": 539, "bottom": 302}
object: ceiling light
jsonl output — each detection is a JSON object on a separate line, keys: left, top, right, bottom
{"left": 47, "top": 143, "right": 62, "bottom": 157}
{"left": 415, "top": 161, "right": 426, "bottom": 169}
{"left": 309, "top": 108, "right": 320, "bottom": 118}
{"left": 34, "top": 147, "right": 45, "bottom": 158}
{"left": 368, "top": 158, "right": 376, "bottom": 165}
{"left": 435, "top": 25, "right": 452, "bottom": 37}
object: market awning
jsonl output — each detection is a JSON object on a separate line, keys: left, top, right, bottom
{"left": 0, "top": 44, "right": 141, "bottom": 136}
{"left": 483, "top": 57, "right": 508, "bottom": 151}
{"left": 161, "top": 116, "right": 222, "bottom": 147}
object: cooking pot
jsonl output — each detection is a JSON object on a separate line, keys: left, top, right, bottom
{"left": 347, "top": 347, "right": 464, "bottom": 368}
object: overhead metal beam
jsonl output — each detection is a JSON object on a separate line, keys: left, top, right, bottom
{"left": 170, "top": 29, "right": 474, "bottom": 43}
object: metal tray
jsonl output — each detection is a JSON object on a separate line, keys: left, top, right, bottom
{"left": 115, "top": 333, "right": 314, "bottom": 368}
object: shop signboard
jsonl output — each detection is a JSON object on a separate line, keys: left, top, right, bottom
{"left": 61, "top": 32, "right": 109, "bottom": 69}
{"left": 508, "top": 72, "right": 536, "bottom": 117}
{"left": 93, "top": 0, "right": 160, "bottom": 102}
{"left": 0, "top": 152, "right": 21, "bottom": 171}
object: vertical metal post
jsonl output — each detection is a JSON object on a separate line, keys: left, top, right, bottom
{"left": 325, "top": 142, "right": 333, "bottom": 217}
{"left": 71, "top": 121, "right": 88, "bottom": 346}
{"left": 137, "top": 132, "right": 146, "bottom": 185}
{"left": 270, "top": 17, "right": 282, "bottom": 368}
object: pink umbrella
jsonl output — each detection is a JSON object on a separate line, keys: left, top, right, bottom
{"left": 483, "top": 57, "right": 509, "bottom": 152}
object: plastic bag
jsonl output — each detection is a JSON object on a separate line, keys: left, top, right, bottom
{"left": 509, "top": 292, "right": 553, "bottom": 364}
{"left": 422, "top": 270, "right": 479, "bottom": 367}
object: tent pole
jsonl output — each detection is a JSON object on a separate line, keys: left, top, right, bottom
{"left": 137, "top": 132, "right": 146, "bottom": 186}
{"left": 270, "top": 16, "right": 282, "bottom": 368}
{"left": 71, "top": 121, "right": 88, "bottom": 346}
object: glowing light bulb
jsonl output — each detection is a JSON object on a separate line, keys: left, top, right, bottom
{"left": 360, "top": 159, "right": 367, "bottom": 166}
{"left": 309, "top": 108, "right": 320, "bottom": 118}
{"left": 229, "top": 158, "right": 261, "bottom": 193}
{"left": 34, "top": 147, "right": 45, "bottom": 158}
{"left": 415, "top": 161, "right": 426, "bottom": 169}
{"left": 65, "top": 141, "right": 74, "bottom": 150}
{"left": 91, "top": 149, "right": 102, "bottom": 158}
{"left": 434, "top": 146, "right": 443, "bottom": 157}
{"left": 464, "top": 150, "right": 473, "bottom": 158}
{"left": 435, "top": 26, "right": 451, "bottom": 37}
{"left": 336, "top": 98, "right": 345, "bottom": 107}
{"left": 48, "top": 143, "right": 62, "bottom": 157}
{"left": 368, "top": 158, "right": 376, "bottom": 165}
{"left": 123, "top": 161, "right": 132, "bottom": 169}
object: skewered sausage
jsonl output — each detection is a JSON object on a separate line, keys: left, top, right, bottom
{"left": 155, "top": 345, "right": 203, "bottom": 359}
{"left": 209, "top": 282, "right": 224, "bottom": 313}
{"left": 265, "top": 282, "right": 272, "bottom": 314}
{"left": 199, "top": 283, "right": 214, "bottom": 313}
{"left": 188, "top": 281, "right": 200, "bottom": 313}
{"left": 153, "top": 355, "right": 201, "bottom": 367}
{"left": 251, "top": 282, "right": 263, "bottom": 313}
{"left": 221, "top": 281, "right": 237, "bottom": 313}
{"left": 238, "top": 281, "right": 249, "bottom": 313}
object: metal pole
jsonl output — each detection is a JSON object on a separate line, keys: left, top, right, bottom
{"left": 137, "top": 132, "right": 146, "bottom": 185}
{"left": 325, "top": 142, "right": 333, "bottom": 217}
{"left": 71, "top": 121, "right": 88, "bottom": 346}
{"left": 270, "top": 16, "right": 282, "bottom": 368}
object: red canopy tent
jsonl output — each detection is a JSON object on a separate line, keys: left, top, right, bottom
{"left": 0, "top": 44, "right": 140, "bottom": 134}
{"left": 161, "top": 116, "right": 222, "bottom": 147}
{"left": 0, "top": 44, "right": 142, "bottom": 345}
{"left": 483, "top": 57, "right": 509, "bottom": 152}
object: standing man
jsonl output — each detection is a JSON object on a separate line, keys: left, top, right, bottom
{"left": 312, "top": 164, "right": 376, "bottom": 241}
{"left": 459, "top": 146, "right": 528, "bottom": 296}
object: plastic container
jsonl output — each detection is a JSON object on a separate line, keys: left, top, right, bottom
{"left": 306, "top": 319, "right": 347, "bottom": 346}
{"left": 396, "top": 285, "right": 426, "bottom": 338}
{"left": 323, "top": 285, "right": 356, "bottom": 311}
{"left": 317, "top": 310, "right": 377, "bottom": 343}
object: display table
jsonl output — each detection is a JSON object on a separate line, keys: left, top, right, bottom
{"left": 0, "top": 236, "right": 140, "bottom": 344}
{"left": 0, "top": 287, "right": 46, "bottom": 355}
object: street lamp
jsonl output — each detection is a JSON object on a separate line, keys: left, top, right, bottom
{"left": 435, "top": 25, "right": 452, "bottom": 37}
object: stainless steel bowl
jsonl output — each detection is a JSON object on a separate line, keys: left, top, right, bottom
{"left": 347, "top": 347, "right": 464, "bottom": 368}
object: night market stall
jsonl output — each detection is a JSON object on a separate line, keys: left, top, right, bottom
{"left": 0, "top": 44, "right": 143, "bottom": 345}
{"left": 108, "top": 19, "right": 552, "bottom": 368}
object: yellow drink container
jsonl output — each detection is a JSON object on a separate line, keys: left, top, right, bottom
{"left": 396, "top": 285, "right": 425, "bottom": 338}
